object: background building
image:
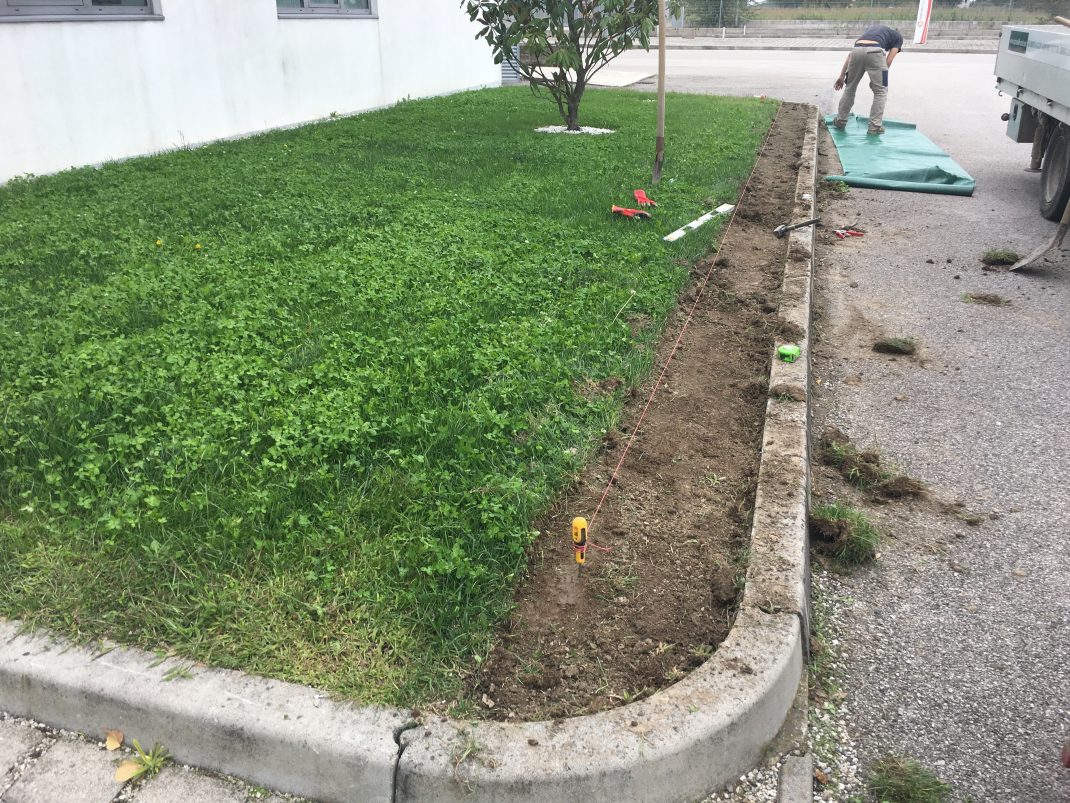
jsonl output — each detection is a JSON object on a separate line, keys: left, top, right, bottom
{"left": 0, "top": 0, "right": 500, "bottom": 182}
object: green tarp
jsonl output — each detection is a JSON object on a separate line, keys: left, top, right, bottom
{"left": 824, "top": 115, "right": 976, "bottom": 196}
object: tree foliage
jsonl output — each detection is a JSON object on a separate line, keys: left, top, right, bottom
{"left": 463, "top": 1, "right": 662, "bottom": 130}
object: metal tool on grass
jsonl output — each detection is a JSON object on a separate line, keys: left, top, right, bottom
{"left": 773, "top": 217, "right": 820, "bottom": 238}
{"left": 1010, "top": 197, "right": 1070, "bottom": 270}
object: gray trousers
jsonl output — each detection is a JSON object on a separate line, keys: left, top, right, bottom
{"left": 835, "top": 47, "right": 889, "bottom": 129}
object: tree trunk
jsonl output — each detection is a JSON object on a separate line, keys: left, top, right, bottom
{"left": 565, "top": 85, "right": 585, "bottom": 131}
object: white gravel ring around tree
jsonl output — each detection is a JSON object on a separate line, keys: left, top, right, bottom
{"left": 533, "top": 125, "right": 616, "bottom": 135}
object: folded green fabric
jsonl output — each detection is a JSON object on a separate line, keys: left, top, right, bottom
{"left": 825, "top": 115, "right": 975, "bottom": 196}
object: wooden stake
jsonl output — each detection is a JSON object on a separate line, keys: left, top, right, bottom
{"left": 652, "top": 0, "right": 667, "bottom": 184}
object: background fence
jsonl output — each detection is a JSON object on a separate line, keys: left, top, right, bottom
{"left": 668, "top": 0, "right": 1064, "bottom": 29}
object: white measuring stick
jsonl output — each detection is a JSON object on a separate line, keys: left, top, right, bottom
{"left": 663, "top": 203, "right": 735, "bottom": 242}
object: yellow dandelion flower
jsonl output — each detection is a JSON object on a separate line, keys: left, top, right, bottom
{"left": 194, "top": 243, "right": 202, "bottom": 250}
{"left": 154, "top": 239, "right": 163, "bottom": 247}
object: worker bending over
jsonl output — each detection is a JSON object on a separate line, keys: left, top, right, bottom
{"left": 832, "top": 24, "right": 904, "bottom": 136}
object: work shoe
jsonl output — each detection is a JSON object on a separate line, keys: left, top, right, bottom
{"left": 867, "top": 125, "right": 885, "bottom": 135}
{"left": 832, "top": 120, "right": 847, "bottom": 130}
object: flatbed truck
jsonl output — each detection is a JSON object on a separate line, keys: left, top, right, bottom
{"left": 995, "top": 23, "right": 1070, "bottom": 221}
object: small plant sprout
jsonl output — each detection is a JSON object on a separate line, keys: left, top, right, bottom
{"left": 689, "top": 643, "right": 714, "bottom": 659}
{"left": 114, "top": 740, "right": 170, "bottom": 782}
{"left": 161, "top": 663, "right": 195, "bottom": 682}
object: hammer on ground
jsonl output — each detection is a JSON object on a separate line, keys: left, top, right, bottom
{"left": 773, "top": 217, "right": 820, "bottom": 238}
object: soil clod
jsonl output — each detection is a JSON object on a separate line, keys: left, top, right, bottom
{"left": 872, "top": 337, "right": 917, "bottom": 356}
{"left": 770, "top": 382, "right": 806, "bottom": 402}
{"left": 774, "top": 318, "right": 806, "bottom": 341}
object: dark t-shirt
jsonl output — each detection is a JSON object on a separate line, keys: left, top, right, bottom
{"left": 857, "top": 25, "right": 904, "bottom": 51}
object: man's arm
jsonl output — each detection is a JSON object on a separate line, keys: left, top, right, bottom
{"left": 886, "top": 47, "right": 900, "bottom": 68}
{"left": 833, "top": 54, "right": 850, "bottom": 90}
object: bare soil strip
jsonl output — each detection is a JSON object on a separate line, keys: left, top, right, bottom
{"left": 462, "top": 103, "right": 812, "bottom": 721}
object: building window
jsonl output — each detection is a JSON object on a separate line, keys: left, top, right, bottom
{"left": 277, "top": 0, "right": 375, "bottom": 18}
{"left": 0, "top": 0, "right": 162, "bottom": 20}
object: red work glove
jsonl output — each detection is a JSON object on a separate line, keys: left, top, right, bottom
{"left": 612, "top": 205, "right": 652, "bottom": 220}
{"left": 633, "top": 189, "right": 657, "bottom": 207}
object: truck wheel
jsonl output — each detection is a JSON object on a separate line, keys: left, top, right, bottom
{"left": 1040, "top": 123, "right": 1070, "bottom": 221}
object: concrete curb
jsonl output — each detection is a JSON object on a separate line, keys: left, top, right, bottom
{"left": 0, "top": 623, "right": 411, "bottom": 803}
{"left": 0, "top": 107, "right": 820, "bottom": 803}
{"left": 745, "top": 105, "right": 818, "bottom": 640}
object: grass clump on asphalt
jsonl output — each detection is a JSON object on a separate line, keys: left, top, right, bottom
{"left": 872, "top": 337, "right": 917, "bottom": 355}
{"left": 0, "top": 86, "right": 775, "bottom": 704}
{"left": 867, "top": 755, "right": 952, "bottom": 803}
{"left": 962, "top": 292, "right": 1010, "bottom": 306}
{"left": 820, "top": 428, "right": 890, "bottom": 490}
{"left": 809, "top": 503, "right": 880, "bottom": 568}
{"left": 981, "top": 248, "right": 1020, "bottom": 266}
{"left": 819, "top": 428, "right": 925, "bottom": 500}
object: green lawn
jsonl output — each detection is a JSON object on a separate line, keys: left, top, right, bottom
{"left": 0, "top": 87, "right": 775, "bottom": 704}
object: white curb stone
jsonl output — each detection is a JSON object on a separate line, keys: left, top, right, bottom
{"left": 0, "top": 623, "right": 410, "bottom": 803}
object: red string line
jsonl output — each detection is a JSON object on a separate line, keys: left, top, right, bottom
{"left": 587, "top": 103, "right": 785, "bottom": 538}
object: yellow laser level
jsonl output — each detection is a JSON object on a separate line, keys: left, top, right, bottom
{"left": 571, "top": 517, "right": 588, "bottom": 566}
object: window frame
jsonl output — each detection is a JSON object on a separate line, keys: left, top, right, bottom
{"left": 276, "top": 0, "right": 376, "bottom": 20}
{"left": 0, "top": 0, "right": 163, "bottom": 22}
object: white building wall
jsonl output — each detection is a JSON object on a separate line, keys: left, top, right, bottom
{"left": 0, "top": 0, "right": 500, "bottom": 182}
